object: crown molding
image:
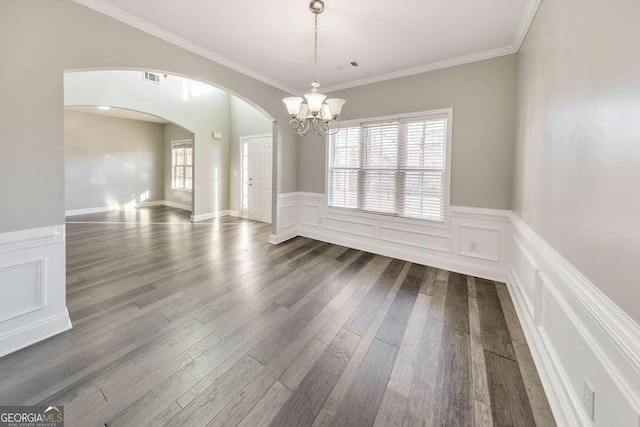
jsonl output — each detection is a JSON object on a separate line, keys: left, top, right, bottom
{"left": 72, "top": 0, "right": 298, "bottom": 95}
{"left": 74, "top": 0, "right": 542, "bottom": 96}
{"left": 320, "top": 0, "right": 542, "bottom": 93}
{"left": 321, "top": 45, "right": 516, "bottom": 93}
{"left": 512, "top": 0, "right": 542, "bottom": 51}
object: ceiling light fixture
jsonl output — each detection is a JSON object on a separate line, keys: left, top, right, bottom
{"left": 97, "top": 106, "right": 111, "bottom": 110}
{"left": 283, "top": 0, "right": 345, "bottom": 137}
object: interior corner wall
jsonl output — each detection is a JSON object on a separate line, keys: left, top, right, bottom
{"left": 514, "top": 0, "right": 640, "bottom": 324}
{"left": 229, "top": 96, "right": 273, "bottom": 214}
{"left": 64, "top": 110, "right": 164, "bottom": 211}
{"left": 297, "top": 54, "right": 518, "bottom": 210}
{"left": 163, "top": 123, "right": 194, "bottom": 209}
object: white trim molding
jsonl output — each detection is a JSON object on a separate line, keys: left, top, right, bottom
{"left": 72, "top": 0, "right": 298, "bottom": 95}
{"left": 66, "top": 200, "right": 193, "bottom": 217}
{"left": 190, "top": 210, "right": 233, "bottom": 222}
{"left": 272, "top": 192, "right": 510, "bottom": 282}
{"left": 508, "top": 212, "right": 640, "bottom": 426}
{"left": 74, "top": 0, "right": 541, "bottom": 96}
{"left": 0, "top": 225, "right": 72, "bottom": 358}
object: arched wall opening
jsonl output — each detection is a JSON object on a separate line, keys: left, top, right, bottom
{"left": 64, "top": 69, "right": 277, "bottom": 227}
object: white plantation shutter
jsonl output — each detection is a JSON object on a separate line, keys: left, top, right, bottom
{"left": 328, "top": 126, "right": 360, "bottom": 209}
{"left": 400, "top": 118, "right": 447, "bottom": 221}
{"left": 328, "top": 112, "right": 449, "bottom": 222}
{"left": 362, "top": 122, "right": 398, "bottom": 214}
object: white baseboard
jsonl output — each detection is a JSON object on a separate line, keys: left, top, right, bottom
{"left": 509, "top": 212, "right": 640, "bottom": 426}
{"left": 65, "top": 205, "right": 122, "bottom": 216}
{"left": 228, "top": 210, "right": 240, "bottom": 217}
{"left": 269, "top": 229, "right": 298, "bottom": 245}
{"left": 190, "top": 210, "right": 232, "bottom": 222}
{"left": 0, "top": 225, "right": 72, "bottom": 358}
{"left": 66, "top": 200, "right": 193, "bottom": 217}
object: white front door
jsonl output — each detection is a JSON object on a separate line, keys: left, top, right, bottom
{"left": 247, "top": 136, "right": 272, "bottom": 223}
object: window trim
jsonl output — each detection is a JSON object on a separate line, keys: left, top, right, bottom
{"left": 325, "top": 108, "right": 453, "bottom": 229}
{"left": 171, "top": 139, "right": 193, "bottom": 192}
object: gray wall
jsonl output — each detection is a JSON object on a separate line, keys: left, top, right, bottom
{"left": 64, "top": 110, "right": 164, "bottom": 211}
{"left": 163, "top": 123, "right": 194, "bottom": 209}
{"left": 0, "top": 0, "right": 296, "bottom": 234}
{"left": 514, "top": 0, "right": 640, "bottom": 321}
{"left": 229, "top": 96, "right": 274, "bottom": 213}
{"left": 298, "top": 55, "right": 518, "bottom": 210}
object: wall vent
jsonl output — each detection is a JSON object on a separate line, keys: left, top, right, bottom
{"left": 143, "top": 72, "right": 161, "bottom": 84}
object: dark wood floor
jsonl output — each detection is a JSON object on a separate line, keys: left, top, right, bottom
{"left": 0, "top": 206, "right": 556, "bottom": 426}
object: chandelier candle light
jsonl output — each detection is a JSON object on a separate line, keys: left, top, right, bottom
{"left": 283, "top": 0, "right": 345, "bottom": 136}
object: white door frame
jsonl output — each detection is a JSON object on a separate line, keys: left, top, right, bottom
{"left": 239, "top": 134, "right": 272, "bottom": 219}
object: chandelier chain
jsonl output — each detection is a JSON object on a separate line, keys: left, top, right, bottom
{"left": 313, "top": 13, "right": 319, "bottom": 84}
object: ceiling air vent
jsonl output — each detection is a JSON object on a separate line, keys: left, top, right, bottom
{"left": 143, "top": 72, "right": 161, "bottom": 84}
{"left": 336, "top": 61, "right": 359, "bottom": 71}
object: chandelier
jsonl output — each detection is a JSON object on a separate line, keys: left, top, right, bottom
{"left": 282, "top": 0, "right": 345, "bottom": 137}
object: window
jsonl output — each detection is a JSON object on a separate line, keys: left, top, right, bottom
{"left": 328, "top": 111, "right": 450, "bottom": 222}
{"left": 171, "top": 140, "right": 193, "bottom": 191}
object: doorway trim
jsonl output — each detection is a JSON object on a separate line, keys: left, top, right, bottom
{"left": 239, "top": 133, "right": 273, "bottom": 220}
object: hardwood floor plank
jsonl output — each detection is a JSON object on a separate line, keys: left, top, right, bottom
{"left": 444, "top": 272, "right": 470, "bottom": 333}
{"left": 387, "top": 293, "right": 431, "bottom": 397}
{"left": 427, "top": 269, "right": 449, "bottom": 322}
{"left": 167, "top": 354, "right": 263, "bottom": 426}
{"left": 475, "top": 400, "right": 494, "bottom": 427}
{"left": 513, "top": 340, "right": 557, "bottom": 426}
{"left": 237, "top": 381, "right": 292, "bottom": 427}
{"left": 495, "top": 282, "right": 527, "bottom": 345}
{"left": 404, "top": 318, "right": 445, "bottom": 426}
{"left": 331, "top": 338, "right": 398, "bottom": 427}
{"left": 320, "top": 262, "right": 409, "bottom": 417}
{"left": 344, "top": 259, "right": 406, "bottom": 336}
{"left": 374, "top": 388, "right": 408, "bottom": 427}
{"left": 431, "top": 326, "right": 473, "bottom": 427}
{"left": 484, "top": 351, "right": 537, "bottom": 427}
{"left": 376, "top": 264, "right": 424, "bottom": 348}
{"left": 469, "top": 285, "right": 491, "bottom": 406}
{"left": 475, "top": 278, "right": 517, "bottom": 360}
{"left": 270, "top": 329, "right": 361, "bottom": 427}
{"left": 278, "top": 338, "right": 327, "bottom": 391}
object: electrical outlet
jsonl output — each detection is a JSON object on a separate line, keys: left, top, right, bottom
{"left": 583, "top": 378, "right": 595, "bottom": 421}
{"left": 469, "top": 242, "right": 478, "bottom": 252}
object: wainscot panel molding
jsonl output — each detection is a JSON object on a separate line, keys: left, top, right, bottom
{"left": 0, "top": 225, "right": 71, "bottom": 358}
{"left": 275, "top": 192, "right": 511, "bottom": 282}
{"left": 508, "top": 212, "right": 640, "bottom": 427}
{"left": 269, "top": 192, "right": 299, "bottom": 245}
{"left": 269, "top": 192, "right": 640, "bottom": 426}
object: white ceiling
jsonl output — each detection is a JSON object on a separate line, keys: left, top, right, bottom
{"left": 75, "top": 0, "right": 539, "bottom": 93}
{"left": 66, "top": 106, "right": 169, "bottom": 123}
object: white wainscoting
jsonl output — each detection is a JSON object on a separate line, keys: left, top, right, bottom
{"left": 269, "top": 192, "right": 640, "bottom": 426}
{"left": 508, "top": 213, "right": 640, "bottom": 427}
{"left": 278, "top": 192, "right": 510, "bottom": 282}
{"left": 269, "top": 192, "right": 299, "bottom": 244}
{"left": 0, "top": 225, "right": 71, "bottom": 358}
